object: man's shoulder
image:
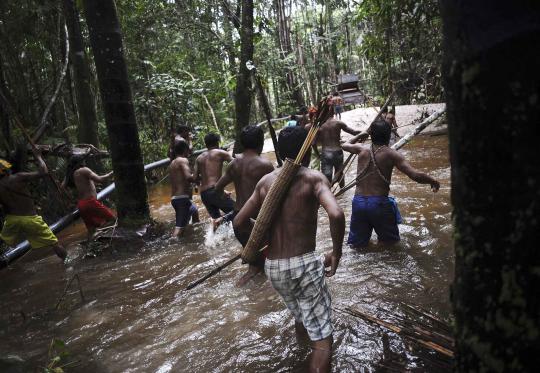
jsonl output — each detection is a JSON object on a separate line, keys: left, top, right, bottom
{"left": 299, "top": 167, "right": 326, "bottom": 183}
{"left": 74, "top": 167, "right": 91, "bottom": 176}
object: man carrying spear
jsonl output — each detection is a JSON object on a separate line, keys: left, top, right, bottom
{"left": 234, "top": 126, "right": 345, "bottom": 372}
{"left": 342, "top": 120, "right": 440, "bottom": 249}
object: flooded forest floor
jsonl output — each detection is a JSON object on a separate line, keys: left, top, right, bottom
{"left": 0, "top": 104, "right": 453, "bottom": 372}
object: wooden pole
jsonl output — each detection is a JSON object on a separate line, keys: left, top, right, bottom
{"left": 253, "top": 71, "right": 282, "bottom": 166}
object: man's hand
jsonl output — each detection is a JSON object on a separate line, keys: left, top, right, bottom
{"left": 431, "top": 180, "right": 440, "bottom": 193}
{"left": 323, "top": 251, "right": 341, "bottom": 277}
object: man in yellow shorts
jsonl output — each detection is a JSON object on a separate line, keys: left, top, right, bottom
{"left": 0, "top": 149, "right": 66, "bottom": 261}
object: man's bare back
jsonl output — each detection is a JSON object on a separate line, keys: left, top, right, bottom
{"left": 342, "top": 143, "right": 440, "bottom": 195}
{"left": 215, "top": 150, "right": 274, "bottom": 211}
{"left": 236, "top": 166, "right": 344, "bottom": 260}
{"left": 170, "top": 157, "right": 194, "bottom": 196}
{"left": 196, "top": 149, "right": 232, "bottom": 192}
{"left": 317, "top": 118, "right": 359, "bottom": 150}
{"left": 73, "top": 167, "right": 112, "bottom": 200}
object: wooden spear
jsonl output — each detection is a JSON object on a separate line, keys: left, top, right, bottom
{"left": 253, "top": 70, "right": 283, "bottom": 167}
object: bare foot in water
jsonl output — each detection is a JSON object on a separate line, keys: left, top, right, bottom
{"left": 235, "top": 265, "right": 262, "bottom": 287}
{"left": 212, "top": 217, "right": 224, "bottom": 232}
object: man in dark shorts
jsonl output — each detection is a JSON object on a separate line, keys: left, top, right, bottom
{"left": 0, "top": 149, "right": 67, "bottom": 262}
{"left": 215, "top": 125, "right": 274, "bottom": 285}
{"left": 195, "top": 133, "right": 234, "bottom": 228}
{"left": 313, "top": 116, "right": 360, "bottom": 188}
{"left": 170, "top": 141, "right": 199, "bottom": 237}
{"left": 342, "top": 120, "right": 440, "bottom": 249}
{"left": 234, "top": 126, "right": 345, "bottom": 372}
{"left": 331, "top": 92, "right": 344, "bottom": 120}
{"left": 64, "top": 155, "right": 115, "bottom": 243}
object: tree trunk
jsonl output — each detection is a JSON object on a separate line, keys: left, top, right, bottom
{"left": 441, "top": 1, "right": 540, "bottom": 371}
{"left": 63, "top": 0, "right": 100, "bottom": 147}
{"left": 83, "top": 0, "right": 150, "bottom": 225}
{"left": 234, "top": 0, "right": 254, "bottom": 153}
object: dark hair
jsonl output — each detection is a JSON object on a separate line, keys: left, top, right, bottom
{"left": 278, "top": 126, "right": 308, "bottom": 162}
{"left": 370, "top": 119, "right": 391, "bottom": 145}
{"left": 176, "top": 124, "right": 190, "bottom": 134}
{"left": 204, "top": 133, "right": 220, "bottom": 148}
{"left": 290, "top": 114, "right": 297, "bottom": 121}
{"left": 333, "top": 91, "right": 339, "bottom": 96}
{"left": 381, "top": 106, "right": 389, "bottom": 114}
{"left": 173, "top": 139, "right": 190, "bottom": 157}
{"left": 240, "top": 125, "right": 264, "bottom": 151}
{"left": 299, "top": 106, "right": 308, "bottom": 114}
{"left": 65, "top": 155, "right": 86, "bottom": 188}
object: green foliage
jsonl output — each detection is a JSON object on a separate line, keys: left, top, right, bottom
{"left": 43, "top": 338, "right": 78, "bottom": 372}
{"left": 356, "top": 0, "right": 443, "bottom": 103}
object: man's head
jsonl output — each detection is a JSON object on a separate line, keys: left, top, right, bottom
{"left": 176, "top": 124, "right": 191, "bottom": 140}
{"left": 0, "top": 158, "right": 12, "bottom": 178}
{"left": 240, "top": 125, "right": 264, "bottom": 153}
{"left": 299, "top": 106, "right": 308, "bottom": 115}
{"left": 290, "top": 114, "right": 297, "bottom": 121}
{"left": 65, "top": 155, "right": 86, "bottom": 188}
{"left": 278, "top": 126, "right": 310, "bottom": 166}
{"left": 173, "top": 139, "right": 190, "bottom": 158}
{"left": 370, "top": 119, "right": 392, "bottom": 145}
{"left": 385, "top": 112, "right": 395, "bottom": 124}
{"left": 204, "top": 133, "right": 220, "bottom": 148}
{"left": 333, "top": 91, "right": 339, "bottom": 96}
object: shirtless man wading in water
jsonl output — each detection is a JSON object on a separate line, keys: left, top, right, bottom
{"left": 342, "top": 119, "right": 440, "bottom": 249}
{"left": 195, "top": 133, "right": 235, "bottom": 227}
{"left": 215, "top": 125, "right": 274, "bottom": 285}
{"left": 169, "top": 140, "right": 200, "bottom": 237}
{"left": 0, "top": 149, "right": 67, "bottom": 262}
{"left": 314, "top": 116, "right": 360, "bottom": 188}
{"left": 234, "top": 126, "right": 345, "bottom": 373}
{"left": 64, "top": 156, "right": 115, "bottom": 243}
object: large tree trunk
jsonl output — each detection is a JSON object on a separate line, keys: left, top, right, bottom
{"left": 63, "top": 0, "right": 99, "bottom": 147}
{"left": 83, "top": 0, "right": 150, "bottom": 225}
{"left": 441, "top": 1, "right": 540, "bottom": 371}
{"left": 234, "top": 0, "right": 254, "bottom": 152}
{"left": 276, "top": 0, "right": 304, "bottom": 108}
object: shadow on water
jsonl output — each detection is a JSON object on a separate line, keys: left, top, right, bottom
{"left": 0, "top": 135, "right": 452, "bottom": 372}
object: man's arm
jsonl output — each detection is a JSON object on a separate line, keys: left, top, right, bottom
{"left": 394, "top": 152, "right": 440, "bottom": 191}
{"left": 340, "top": 121, "right": 360, "bottom": 136}
{"left": 233, "top": 179, "right": 265, "bottom": 234}
{"left": 87, "top": 168, "right": 113, "bottom": 184}
{"left": 220, "top": 149, "right": 233, "bottom": 163}
{"left": 341, "top": 141, "right": 365, "bottom": 154}
{"left": 215, "top": 161, "right": 234, "bottom": 193}
{"left": 315, "top": 175, "right": 345, "bottom": 277}
{"left": 179, "top": 159, "right": 195, "bottom": 183}
{"left": 12, "top": 148, "right": 48, "bottom": 182}
{"left": 193, "top": 156, "right": 202, "bottom": 184}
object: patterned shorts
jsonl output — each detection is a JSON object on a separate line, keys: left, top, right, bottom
{"left": 265, "top": 251, "right": 333, "bottom": 341}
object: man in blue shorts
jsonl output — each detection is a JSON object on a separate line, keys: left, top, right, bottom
{"left": 342, "top": 120, "right": 440, "bottom": 248}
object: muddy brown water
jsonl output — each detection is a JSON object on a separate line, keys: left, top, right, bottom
{"left": 0, "top": 135, "right": 452, "bottom": 372}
